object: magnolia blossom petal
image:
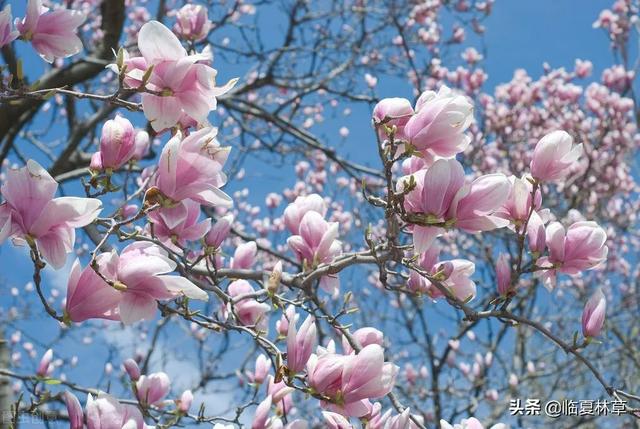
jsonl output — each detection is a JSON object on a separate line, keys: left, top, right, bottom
{"left": 2, "top": 159, "right": 57, "bottom": 230}
{"left": 157, "top": 275, "right": 208, "bottom": 301}
{"left": 142, "top": 94, "right": 183, "bottom": 132}
{"left": 119, "top": 293, "right": 158, "bottom": 325}
{"left": 30, "top": 197, "right": 102, "bottom": 236}
{"left": 86, "top": 393, "right": 123, "bottom": 429}
{"left": 37, "top": 227, "right": 74, "bottom": 269}
{"left": 138, "top": 20, "right": 186, "bottom": 63}
{"left": 412, "top": 226, "right": 443, "bottom": 253}
{"left": 191, "top": 186, "right": 233, "bottom": 207}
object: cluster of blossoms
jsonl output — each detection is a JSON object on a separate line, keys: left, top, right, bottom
{"left": 55, "top": 356, "right": 193, "bottom": 429}
{"left": 0, "top": 0, "right": 628, "bottom": 427}
{"left": 285, "top": 194, "right": 342, "bottom": 295}
{"left": 108, "top": 20, "right": 237, "bottom": 132}
{"left": 0, "top": 20, "right": 237, "bottom": 325}
{"left": 374, "top": 84, "right": 608, "bottom": 319}
{"left": 36, "top": 341, "right": 508, "bottom": 429}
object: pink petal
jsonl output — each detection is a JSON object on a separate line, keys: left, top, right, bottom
{"left": 119, "top": 293, "right": 158, "bottom": 325}
{"left": 412, "top": 225, "right": 443, "bottom": 253}
{"left": 138, "top": 20, "right": 186, "bottom": 63}
{"left": 156, "top": 275, "right": 208, "bottom": 301}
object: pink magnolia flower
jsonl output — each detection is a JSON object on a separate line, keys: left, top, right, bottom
{"left": 93, "top": 115, "right": 137, "bottom": 171}
{"left": 385, "top": 408, "right": 423, "bottom": 429}
{"left": 86, "top": 392, "right": 147, "bottom": 429}
{"left": 401, "top": 158, "right": 509, "bottom": 252}
{"left": 462, "top": 47, "right": 483, "bottom": 64}
{"left": 537, "top": 221, "right": 608, "bottom": 288}
{"left": 575, "top": 59, "right": 593, "bottom": 78}
{"left": 36, "top": 349, "right": 53, "bottom": 377}
{"left": 494, "top": 175, "right": 542, "bottom": 227}
{"left": 341, "top": 327, "right": 383, "bottom": 354}
{"left": 363, "top": 402, "right": 390, "bottom": 429}
{"left": 308, "top": 344, "right": 398, "bottom": 417}
{"left": 117, "top": 21, "right": 236, "bottom": 131}
{"left": 136, "top": 372, "right": 170, "bottom": 405}
{"left": 147, "top": 199, "right": 211, "bottom": 250}
{"left": 0, "top": 160, "right": 102, "bottom": 269}
{"left": 247, "top": 354, "right": 270, "bottom": 384}
{"left": 0, "top": 6, "right": 18, "bottom": 48}
{"left": 287, "top": 313, "right": 317, "bottom": 374}
{"left": 64, "top": 259, "right": 121, "bottom": 323}
{"left": 225, "top": 280, "right": 270, "bottom": 329}
{"left": 496, "top": 253, "right": 511, "bottom": 296}
{"left": 530, "top": 131, "right": 583, "bottom": 182}
{"left": 372, "top": 98, "right": 414, "bottom": 142}
{"left": 63, "top": 391, "right": 83, "bottom": 429}
{"left": 287, "top": 211, "right": 342, "bottom": 294}
{"left": 230, "top": 241, "right": 257, "bottom": 269}
{"left": 205, "top": 214, "right": 233, "bottom": 250}
{"left": 582, "top": 288, "right": 606, "bottom": 338}
{"left": 322, "top": 411, "right": 353, "bottom": 429}
{"left": 404, "top": 85, "right": 474, "bottom": 157}
{"left": 407, "top": 243, "right": 477, "bottom": 302}
{"left": 16, "top": 0, "right": 86, "bottom": 63}
{"left": 155, "top": 127, "right": 232, "bottom": 207}
{"left": 93, "top": 241, "right": 208, "bottom": 324}
{"left": 338, "top": 344, "right": 398, "bottom": 415}
{"left": 283, "top": 193, "right": 327, "bottom": 234}
{"left": 173, "top": 4, "right": 211, "bottom": 41}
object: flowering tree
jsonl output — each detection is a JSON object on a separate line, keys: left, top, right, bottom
{"left": 0, "top": 0, "right": 638, "bottom": 428}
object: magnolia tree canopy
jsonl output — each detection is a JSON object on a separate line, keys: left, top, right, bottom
{"left": 0, "top": 0, "right": 638, "bottom": 428}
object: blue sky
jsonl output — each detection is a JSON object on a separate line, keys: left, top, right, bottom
{"left": 482, "top": 0, "right": 613, "bottom": 87}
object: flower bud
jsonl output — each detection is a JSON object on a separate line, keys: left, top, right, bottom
{"left": 205, "top": 214, "right": 234, "bottom": 250}
{"left": 249, "top": 354, "right": 270, "bottom": 385}
{"left": 530, "top": 130, "right": 583, "bottom": 182}
{"left": 36, "top": 349, "right": 53, "bottom": 377}
{"left": 90, "top": 151, "right": 103, "bottom": 171}
{"left": 123, "top": 358, "right": 140, "bottom": 381}
{"left": 173, "top": 4, "right": 212, "bottom": 41}
{"left": 98, "top": 115, "right": 136, "bottom": 169}
{"left": 230, "top": 241, "right": 257, "bottom": 269}
{"left": 136, "top": 372, "right": 171, "bottom": 405}
{"left": 286, "top": 314, "right": 317, "bottom": 374}
{"left": 582, "top": 288, "right": 606, "bottom": 338}
{"left": 496, "top": 253, "right": 511, "bottom": 296}
{"left": 267, "top": 261, "right": 282, "bottom": 294}
{"left": 132, "top": 130, "right": 150, "bottom": 160}
{"left": 372, "top": 97, "right": 414, "bottom": 141}
{"left": 178, "top": 390, "right": 193, "bottom": 413}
